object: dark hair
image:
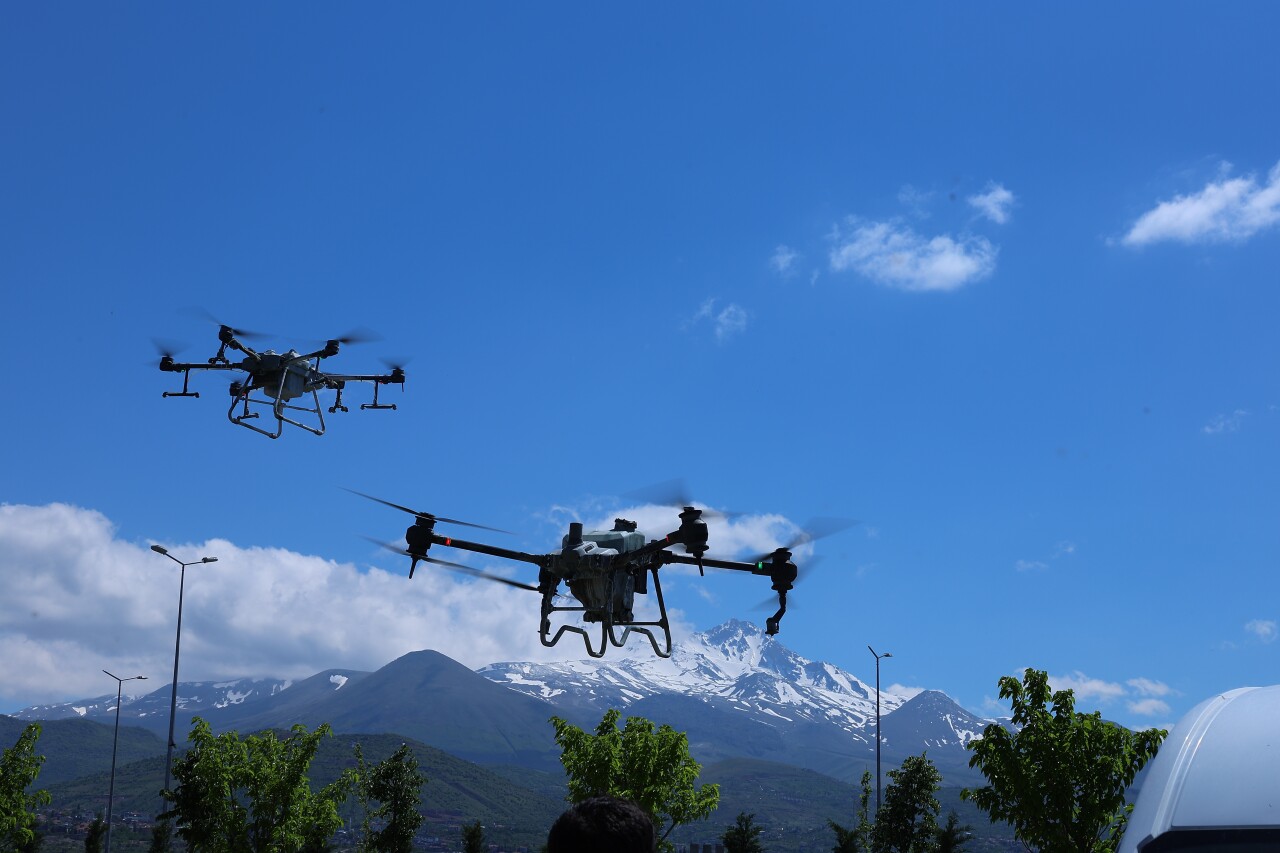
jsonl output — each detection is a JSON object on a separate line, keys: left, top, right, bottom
{"left": 547, "top": 795, "right": 656, "bottom": 853}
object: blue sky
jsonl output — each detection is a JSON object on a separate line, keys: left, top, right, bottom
{"left": 2, "top": 4, "right": 1278, "bottom": 734}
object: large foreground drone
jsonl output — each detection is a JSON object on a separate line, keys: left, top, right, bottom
{"left": 355, "top": 490, "right": 849, "bottom": 658}
{"left": 157, "top": 322, "right": 406, "bottom": 439}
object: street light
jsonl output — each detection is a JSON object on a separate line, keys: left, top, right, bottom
{"left": 150, "top": 545, "right": 217, "bottom": 800}
{"left": 103, "top": 669, "right": 146, "bottom": 853}
{"left": 868, "top": 645, "right": 893, "bottom": 813}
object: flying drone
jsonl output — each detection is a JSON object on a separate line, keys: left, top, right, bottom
{"left": 156, "top": 322, "right": 406, "bottom": 439}
{"left": 354, "top": 489, "right": 850, "bottom": 659}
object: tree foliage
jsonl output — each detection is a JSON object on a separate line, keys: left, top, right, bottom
{"left": 159, "top": 718, "right": 351, "bottom": 853}
{"left": 961, "top": 668, "right": 1166, "bottom": 853}
{"left": 550, "top": 709, "right": 720, "bottom": 851}
{"left": 352, "top": 743, "right": 426, "bottom": 853}
{"left": 722, "top": 812, "right": 764, "bottom": 853}
{"left": 83, "top": 816, "right": 105, "bottom": 853}
{"left": 933, "top": 810, "right": 971, "bottom": 853}
{"left": 460, "top": 820, "right": 484, "bottom": 853}
{"left": 828, "top": 770, "right": 873, "bottom": 853}
{"left": 0, "top": 724, "right": 51, "bottom": 853}
{"left": 871, "top": 754, "right": 941, "bottom": 853}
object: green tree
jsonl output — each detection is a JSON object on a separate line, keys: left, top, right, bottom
{"left": 460, "top": 820, "right": 484, "bottom": 853}
{"left": 722, "top": 812, "right": 764, "bottom": 853}
{"left": 83, "top": 816, "right": 105, "bottom": 853}
{"left": 159, "top": 718, "right": 352, "bottom": 853}
{"left": 961, "top": 668, "right": 1166, "bottom": 853}
{"left": 0, "top": 723, "right": 51, "bottom": 853}
{"left": 828, "top": 770, "right": 873, "bottom": 853}
{"left": 871, "top": 754, "right": 941, "bottom": 853}
{"left": 353, "top": 743, "right": 425, "bottom": 853}
{"left": 147, "top": 820, "right": 174, "bottom": 853}
{"left": 933, "top": 810, "right": 970, "bottom": 853}
{"left": 550, "top": 709, "right": 720, "bottom": 852}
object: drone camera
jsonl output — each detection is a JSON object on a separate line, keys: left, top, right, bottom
{"left": 228, "top": 380, "right": 244, "bottom": 397}
{"left": 765, "top": 616, "right": 781, "bottom": 636}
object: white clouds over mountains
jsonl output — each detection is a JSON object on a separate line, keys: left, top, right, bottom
{"left": 0, "top": 502, "right": 592, "bottom": 710}
{"left": 1123, "top": 160, "right": 1280, "bottom": 246}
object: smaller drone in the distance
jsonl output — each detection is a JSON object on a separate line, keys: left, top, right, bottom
{"left": 157, "top": 320, "right": 406, "bottom": 439}
{"left": 355, "top": 488, "right": 852, "bottom": 659}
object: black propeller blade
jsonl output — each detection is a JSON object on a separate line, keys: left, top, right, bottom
{"left": 622, "top": 478, "right": 743, "bottom": 520}
{"left": 361, "top": 537, "right": 538, "bottom": 590}
{"left": 151, "top": 337, "right": 189, "bottom": 359}
{"left": 183, "top": 307, "right": 271, "bottom": 341}
{"left": 346, "top": 489, "right": 512, "bottom": 534}
{"left": 313, "top": 327, "right": 383, "bottom": 346}
{"left": 751, "top": 518, "right": 858, "bottom": 563}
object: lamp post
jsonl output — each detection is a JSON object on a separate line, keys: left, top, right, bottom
{"left": 150, "top": 545, "right": 217, "bottom": 799}
{"left": 103, "top": 670, "right": 146, "bottom": 853}
{"left": 868, "top": 645, "right": 892, "bottom": 813}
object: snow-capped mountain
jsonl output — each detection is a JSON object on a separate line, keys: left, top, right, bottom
{"left": 13, "top": 620, "right": 994, "bottom": 783}
{"left": 14, "top": 677, "right": 294, "bottom": 725}
{"left": 481, "top": 618, "right": 909, "bottom": 734}
{"left": 478, "top": 619, "right": 991, "bottom": 781}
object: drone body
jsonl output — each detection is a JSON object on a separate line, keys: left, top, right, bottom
{"left": 158, "top": 324, "right": 405, "bottom": 439}
{"left": 359, "top": 491, "right": 819, "bottom": 659}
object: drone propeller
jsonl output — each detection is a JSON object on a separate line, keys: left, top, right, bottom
{"left": 749, "top": 555, "right": 825, "bottom": 611}
{"left": 151, "top": 337, "right": 189, "bottom": 359}
{"left": 183, "top": 307, "right": 271, "bottom": 341}
{"left": 622, "top": 478, "right": 744, "bottom": 520}
{"left": 749, "top": 517, "right": 858, "bottom": 564}
{"left": 361, "top": 537, "right": 538, "bottom": 590}
{"left": 345, "top": 489, "right": 512, "bottom": 534}
{"left": 310, "top": 327, "right": 383, "bottom": 346}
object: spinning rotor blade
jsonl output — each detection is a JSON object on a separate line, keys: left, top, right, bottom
{"left": 151, "top": 337, "right": 189, "bottom": 359}
{"left": 361, "top": 537, "right": 539, "bottom": 590}
{"left": 751, "top": 518, "right": 858, "bottom": 563}
{"left": 308, "top": 327, "right": 383, "bottom": 346}
{"left": 346, "top": 489, "right": 512, "bottom": 534}
{"left": 379, "top": 355, "right": 413, "bottom": 371}
{"left": 183, "top": 307, "right": 271, "bottom": 340}
{"left": 750, "top": 556, "right": 824, "bottom": 610}
{"left": 622, "top": 478, "right": 743, "bottom": 520}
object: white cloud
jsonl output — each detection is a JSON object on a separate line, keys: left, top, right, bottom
{"left": 1014, "top": 559, "right": 1048, "bottom": 572}
{"left": 897, "top": 184, "right": 934, "bottom": 219}
{"left": 1049, "top": 671, "right": 1127, "bottom": 703}
{"left": 1127, "top": 677, "right": 1172, "bottom": 697}
{"left": 829, "top": 219, "right": 997, "bottom": 292}
{"left": 1122, "top": 160, "right": 1280, "bottom": 246}
{"left": 770, "top": 245, "right": 798, "bottom": 275}
{"left": 1203, "top": 409, "right": 1248, "bottom": 435}
{"left": 1127, "top": 698, "right": 1172, "bottom": 717}
{"left": 1052, "top": 541, "right": 1077, "bottom": 558}
{"left": 887, "top": 684, "right": 925, "bottom": 700}
{"left": 1245, "top": 619, "right": 1277, "bottom": 643}
{"left": 0, "top": 502, "right": 609, "bottom": 711}
{"left": 691, "top": 298, "right": 749, "bottom": 343}
{"left": 967, "top": 183, "right": 1016, "bottom": 224}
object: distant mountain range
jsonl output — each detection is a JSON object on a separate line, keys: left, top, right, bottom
{"left": 7, "top": 620, "right": 1019, "bottom": 852}
{"left": 12, "top": 619, "right": 993, "bottom": 785}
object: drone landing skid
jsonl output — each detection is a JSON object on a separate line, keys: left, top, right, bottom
{"left": 539, "top": 566, "right": 673, "bottom": 659}
{"left": 227, "top": 385, "right": 326, "bottom": 439}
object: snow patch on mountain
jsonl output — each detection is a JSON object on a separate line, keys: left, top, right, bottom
{"left": 477, "top": 618, "right": 911, "bottom": 737}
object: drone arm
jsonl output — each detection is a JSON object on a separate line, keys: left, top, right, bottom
{"left": 426, "top": 533, "right": 548, "bottom": 568}
{"left": 661, "top": 552, "right": 769, "bottom": 576}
